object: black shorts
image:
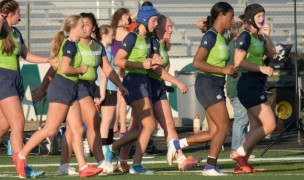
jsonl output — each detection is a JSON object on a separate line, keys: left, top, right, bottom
{"left": 0, "top": 68, "right": 24, "bottom": 100}
{"left": 77, "top": 80, "right": 96, "bottom": 100}
{"left": 47, "top": 74, "right": 78, "bottom": 105}
{"left": 150, "top": 77, "right": 167, "bottom": 104}
{"left": 101, "top": 89, "right": 117, "bottom": 106}
{"left": 195, "top": 73, "right": 226, "bottom": 109}
{"left": 122, "top": 73, "right": 151, "bottom": 105}
{"left": 237, "top": 72, "right": 268, "bottom": 109}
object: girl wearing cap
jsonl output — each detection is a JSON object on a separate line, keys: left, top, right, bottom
{"left": 232, "top": 3, "right": 276, "bottom": 173}
{"left": 168, "top": 2, "right": 235, "bottom": 176}
{"left": 112, "top": 5, "right": 162, "bottom": 174}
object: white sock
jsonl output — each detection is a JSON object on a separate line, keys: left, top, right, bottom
{"left": 79, "top": 164, "right": 88, "bottom": 171}
{"left": 177, "top": 155, "right": 186, "bottom": 164}
{"left": 236, "top": 146, "right": 246, "bottom": 156}
{"left": 18, "top": 153, "right": 26, "bottom": 159}
{"left": 179, "top": 138, "right": 189, "bottom": 149}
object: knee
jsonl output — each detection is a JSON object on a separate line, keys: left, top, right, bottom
{"left": 266, "top": 121, "right": 276, "bottom": 134}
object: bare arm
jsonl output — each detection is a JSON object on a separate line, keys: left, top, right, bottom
{"left": 60, "top": 56, "right": 88, "bottom": 75}
{"left": 32, "top": 66, "right": 56, "bottom": 102}
{"left": 192, "top": 47, "right": 235, "bottom": 75}
{"left": 21, "top": 44, "right": 49, "bottom": 63}
{"left": 234, "top": 48, "right": 273, "bottom": 77}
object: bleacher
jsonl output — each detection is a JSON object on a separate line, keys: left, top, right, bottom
{"left": 16, "top": 0, "right": 304, "bottom": 58}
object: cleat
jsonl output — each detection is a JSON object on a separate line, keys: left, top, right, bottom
{"left": 98, "top": 161, "right": 116, "bottom": 174}
{"left": 79, "top": 165, "right": 102, "bottom": 178}
{"left": 116, "top": 162, "right": 130, "bottom": 173}
{"left": 167, "top": 140, "right": 178, "bottom": 166}
{"left": 230, "top": 150, "right": 252, "bottom": 173}
{"left": 129, "top": 165, "right": 154, "bottom": 174}
{"left": 57, "top": 166, "right": 78, "bottom": 176}
{"left": 249, "top": 165, "right": 262, "bottom": 173}
{"left": 102, "top": 145, "right": 114, "bottom": 163}
{"left": 178, "top": 156, "right": 202, "bottom": 171}
{"left": 202, "top": 165, "right": 227, "bottom": 176}
{"left": 12, "top": 153, "right": 26, "bottom": 178}
{"left": 25, "top": 165, "right": 45, "bottom": 178}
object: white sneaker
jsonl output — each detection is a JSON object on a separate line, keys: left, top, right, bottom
{"left": 167, "top": 139, "right": 177, "bottom": 166}
{"left": 57, "top": 166, "right": 78, "bottom": 176}
{"left": 202, "top": 165, "right": 227, "bottom": 176}
{"left": 98, "top": 161, "right": 116, "bottom": 174}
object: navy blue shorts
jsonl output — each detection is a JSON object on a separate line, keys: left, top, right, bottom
{"left": 195, "top": 73, "right": 226, "bottom": 109}
{"left": 237, "top": 72, "right": 268, "bottom": 109}
{"left": 0, "top": 68, "right": 24, "bottom": 100}
{"left": 77, "top": 80, "right": 96, "bottom": 100}
{"left": 47, "top": 74, "right": 78, "bottom": 105}
{"left": 149, "top": 77, "right": 167, "bottom": 104}
{"left": 122, "top": 73, "right": 151, "bottom": 105}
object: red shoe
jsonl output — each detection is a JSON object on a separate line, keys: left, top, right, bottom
{"left": 12, "top": 153, "right": 27, "bottom": 178}
{"left": 249, "top": 165, "right": 262, "bottom": 173}
{"left": 230, "top": 151, "right": 251, "bottom": 173}
{"left": 234, "top": 165, "right": 252, "bottom": 174}
{"left": 79, "top": 165, "right": 102, "bottom": 178}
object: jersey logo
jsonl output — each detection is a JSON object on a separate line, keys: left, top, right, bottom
{"left": 260, "top": 95, "right": 266, "bottom": 100}
{"left": 123, "top": 43, "right": 127, "bottom": 47}
{"left": 203, "top": 41, "right": 208, "bottom": 45}
{"left": 239, "top": 42, "right": 244, "bottom": 46}
{"left": 216, "top": 94, "right": 222, "bottom": 100}
{"left": 67, "top": 50, "right": 71, "bottom": 54}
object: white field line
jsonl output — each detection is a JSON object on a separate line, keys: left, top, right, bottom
{"left": 1, "top": 156, "right": 304, "bottom": 168}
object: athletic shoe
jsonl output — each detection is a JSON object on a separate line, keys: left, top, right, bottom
{"left": 24, "top": 165, "right": 45, "bottom": 178}
{"left": 178, "top": 156, "right": 202, "bottom": 171}
{"left": 202, "top": 165, "right": 227, "bottom": 176}
{"left": 98, "top": 161, "right": 115, "bottom": 174}
{"left": 12, "top": 153, "right": 26, "bottom": 178}
{"left": 116, "top": 162, "right": 130, "bottom": 173}
{"left": 102, "top": 145, "right": 113, "bottom": 163}
{"left": 230, "top": 151, "right": 251, "bottom": 173}
{"left": 167, "top": 140, "right": 178, "bottom": 166}
{"left": 78, "top": 165, "right": 102, "bottom": 178}
{"left": 249, "top": 165, "right": 262, "bottom": 173}
{"left": 57, "top": 166, "right": 78, "bottom": 176}
{"left": 129, "top": 164, "right": 154, "bottom": 174}
{"left": 152, "top": 128, "right": 165, "bottom": 137}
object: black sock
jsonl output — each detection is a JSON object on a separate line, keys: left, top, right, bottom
{"left": 107, "top": 129, "right": 114, "bottom": 145}
{"left": 101, "top": 138, "right": 108, "bottom": 145}
{"left": 206, "top": 156, "right": 217, "bottom": 167}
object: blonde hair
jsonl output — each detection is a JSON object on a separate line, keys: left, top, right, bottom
{"left": 50, "top": 14, "right": 82, "bottom": 59}
{"left": 230, "top": 21, "right": 244, "bottom": 38}
{"left": 0, "top": 0, "right": 19, "bottom": 54}
{"left": 99, "top": 24, "right": 112, "bottom": 39}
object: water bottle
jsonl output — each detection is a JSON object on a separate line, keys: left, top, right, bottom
{"left": 7, "top": 140, "right": 12, "bottom": 156}
{"left": 193, "top": 114, "right": 200, "bottom": 134}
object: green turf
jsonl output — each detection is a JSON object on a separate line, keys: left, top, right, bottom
{"left": 1, "top": 150, "right": 304, "bottom": 179}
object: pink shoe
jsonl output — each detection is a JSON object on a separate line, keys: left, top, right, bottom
{"left": 78, "top": 165, "right": 102, "bottom": 178}
{"left": 230, "top": 151, "right": 251, "bottom": 173}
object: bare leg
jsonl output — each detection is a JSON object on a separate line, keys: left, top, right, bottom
{"left": 0, "top": 96, "right": 25, "bottom": 153}
{"left": 80, "top": 97, "right": 104, "bottom": 162}
{"left": 0, "top": 107, "right": 10, "bottom": 143}
{"left": 20, "top": 102, "right": 69, "bottom": 157}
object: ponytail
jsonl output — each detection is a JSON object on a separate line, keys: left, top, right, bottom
{"left": 50, "top": 30, "right": 64, "bottom": 59}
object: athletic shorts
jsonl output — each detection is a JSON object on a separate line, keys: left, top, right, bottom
{"left": 149, "top": 77, "right": 167, "bottom": 104}
{"left": 100, "top": 89, "right": 118, "bottom": 106}
{"left": 122, "top": 73, "right": 151, "bottom": 105}
{"left": 0, "top": 68, "right": 24, "bottom": 100}
{"left": 47, "top": 74, "right": 78, "bottom": 105}
{"left": 195, "top": 73, "right": 226, "bottom": 109}
{"left": 77, "top": 80, "right": 96, "bottom": 100}
{"left": 237, "top": 72, "right": 268, "bottom": 109}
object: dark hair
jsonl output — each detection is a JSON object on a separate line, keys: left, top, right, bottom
{"left": 244, "top": 3, "right": 265, "bottom": 29}
{"left": 0, "top": 0, "right": 19, "bottom": 54}
{"left": 210, "top": 2, "right": 233, "bottom": 24}
{"left": 80, "top": 12, "right": 100, "bottom": 41}
{"left": 111, "top": 8, "right": 130, "bottom": 30}
{"left": 142, "top": 1, "right": 153, "bottom": 7}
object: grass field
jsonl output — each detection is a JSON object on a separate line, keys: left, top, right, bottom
{"left": 1, "top": 149, "right": 304, "bottom": 179}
